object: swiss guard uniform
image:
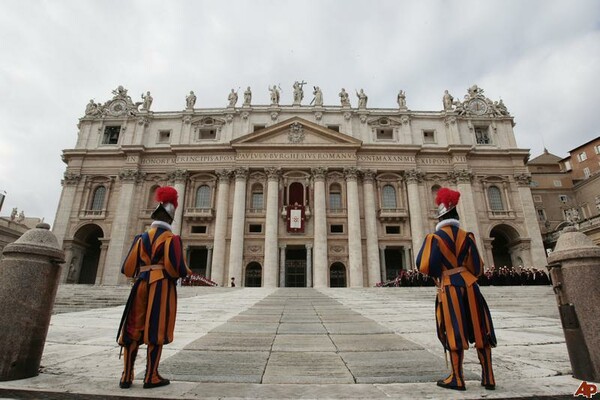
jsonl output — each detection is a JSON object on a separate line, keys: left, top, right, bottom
{"left": 116, "top": 186, "right": 191, "bottom": 389}
{"left": 416, "top": 187, "right": 497, "bottom": 391}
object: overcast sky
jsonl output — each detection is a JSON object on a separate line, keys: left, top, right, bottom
{"left": 1, "top": 0, "right": 599, "bottom": 226}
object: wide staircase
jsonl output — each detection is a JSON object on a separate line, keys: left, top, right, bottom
{"left": 52, "top": 284, "right": 226, "bottom": 314}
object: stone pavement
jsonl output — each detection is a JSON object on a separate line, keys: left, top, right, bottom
{"left": 0, "top": 286, "right": 589, "bottom": 399}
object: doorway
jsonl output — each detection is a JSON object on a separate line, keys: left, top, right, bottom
{"left": 384, "top": 247, "right": 403, "bottom": 281}
{"left": 285, "top": 247, "right": 306, "bottom": 287}
{"left": 189, "top": 247, "right": 208, "bottom": 276}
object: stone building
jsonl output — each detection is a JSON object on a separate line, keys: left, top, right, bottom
{"left": 52, "top": 84, "right": 547, "bottom": 287}
{"left": 529, "top": 137, "right": 600, "bottom": 250}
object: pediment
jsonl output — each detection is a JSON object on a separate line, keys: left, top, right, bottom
{"left": 231, "top": 117, "right": 362, "bottom": 148}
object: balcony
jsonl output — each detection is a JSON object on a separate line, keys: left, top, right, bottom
{"left": 79, "top": 209, "right": 106, "bottom": 219}
{"left": 327, "top": 208, "right": 347, "bottom": 216}
{"left": 378, "top": 208, "right": 408, "bottom": 222}
{"left": 184, "top": 207, "right": 214, "bottom": 221}
{"left": 246, "top": 208, "right": 265, "bottom": 217}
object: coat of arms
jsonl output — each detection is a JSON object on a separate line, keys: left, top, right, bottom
{"left": 288, "top": 122, "right": 305, "bottom": 143}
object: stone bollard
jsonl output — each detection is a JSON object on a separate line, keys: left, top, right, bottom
{"left": 547, "top": 226, "right": 600, "bottom": 382}
{"left": 0, "top": 223, "right": 65, "bottom": 381}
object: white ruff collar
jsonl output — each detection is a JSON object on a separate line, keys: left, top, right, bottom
{"left": 151, "top": 220, "right": 173, "bottom": 231}
{"left": 435, "top": 218, "right": 460, "bottom": 231}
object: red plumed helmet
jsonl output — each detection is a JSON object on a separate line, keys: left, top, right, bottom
{"left": 435, "top": 187, "right": 460, "bottom": 218}
{"left": 155, "top": 186, "right": 178, "bottom": 209}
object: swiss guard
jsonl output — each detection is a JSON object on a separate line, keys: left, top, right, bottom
{"left": 416, "top": 187, "right": 497, "bottom": 391}
{"left": 116, "top": 186, "right": 191, "bottom": 389}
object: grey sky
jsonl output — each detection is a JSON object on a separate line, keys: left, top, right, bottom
{"left": 1, "top": 0, "right": 599, "bottom": 225}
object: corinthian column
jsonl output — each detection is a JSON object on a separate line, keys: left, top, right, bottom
{"left": 362, "top": 169, "right": 380, "bottom": 286}
{"left": 312, "top": 167, "right": 328, "bottom": 287}
{"left": 264, "top": 167, "right": 281, "bottom": 287}
{"left": 344, "top": 167, "right": 364, "bottom": 287}
{"left": 514, "top": 173, "right": 548, "bottom": 269}
{"left": 228, "top": 167, "right": 248, "bottom": 285}
{"left": 104, "top": 169, "right": 145, "bottom": 285}
{"left": 53, "top": 172, "right": 81, "bottom": 282}
{"left": 405, "top": 169, "right": 425, "bottom": 261}
{"left": 168, "top": 169, "right": 188, "bottom": 235}
{"left": 210, "top": 170, "right": 231, "bottom": 286}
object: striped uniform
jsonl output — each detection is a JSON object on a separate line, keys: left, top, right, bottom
{"left": 416, "top": 219, "right": 496, "bottom": 389}
{"left": 117, "top": 225, "right": 189, "bottom": 346}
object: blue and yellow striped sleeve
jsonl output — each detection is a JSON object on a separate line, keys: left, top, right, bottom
{"left": 416, "top": 234, "right": 442, "bottom": 278}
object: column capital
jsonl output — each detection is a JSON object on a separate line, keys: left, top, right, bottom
{"left": 514, "top": 173, "right": 532, "bottom": 187}
{"left": 119, "top": 169, "right": 145, "bottom": 183}
{"left": 311, "top": 167, "right": 328, "bottom": 181}
{"left": 233, "top": 167, "right": 249, "bottom": 180}
{"left": 279, "top": 244, "right": 287, "bottom": 250}
{"left": 362, "top": 169, "right": 377, "bottom": 182}
{"left": 168, "top": 169, "right": 189, "bottom": 183}
{"left": 305, "top": 244, "right": 313, "bottom": 250}
{"left": 265, "top": 167, "right": 281, "bottom": 181}
{"left": 404, "top": 168, "right": 424, "bottom": 183}
{"left": 62, "top": 171, "right": 81, "bottom": 186}
{"left": 216, "top": 169, "right": 232, "bottom": 182}
{"left": 343, "top": 167, "right": 360, "bottom": 181}
{"left": 449, "top": 168, "right": 473, "bottom": 184}
{"left": 206, "top": 244, "right": 213, "bottom": 250}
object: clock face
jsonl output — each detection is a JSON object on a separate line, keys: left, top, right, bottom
{"left": 468, "top": 98, "right": 488, "bottom": 115}
{"left": 109, "top": 100, "right": 127, "bottom": 115}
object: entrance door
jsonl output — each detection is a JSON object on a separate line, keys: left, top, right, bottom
{"left": 384, "top": 248, "right": 403, "bottom": 281}
{"left": 285, "top": 248, "right": 306, "bottom": 287}
{"left": 189, "top": 247, "right": 208, "bottom": 276}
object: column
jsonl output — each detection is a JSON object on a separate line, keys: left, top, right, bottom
{"left": 362, "top": 169, "right": 380, "bottom": 286}
{"left": 515, "top": 173, "right": 548, "bottom": 268}
{"left": 263, "top": 167, "right": 281, "bottom": 287}
{"left": 403, "top": 246, "right": 411, "bottom": 270}
{"left": 94, "top": 239, "right": 110, "bottom": 285}
{"left": 312, "top": 167, "right": 328, "bottom": 287}
{"left": 228, "top": 167, "right": 248, "bottom": 285}
{"left": 210, "top": 170, "right": 231, "bottom": 286}
{"left": 53, "top": 172, "right": 81, "bottom": 282}
{"left": 452, "top": 169, "right": 484, "bottom": 254}
{"left": 306, "top": 244, "right": 313, "bottom": 287}
{"left": 103, "top": 169, "right": 144, "bottom": 285}
{"left": 205, "top": 245, "right": 213, "bottom": 278}
{"left": 344, "top": 167, "right": 364, "bottom": 288}
{"left": 279, "top": 245, "right": 286, "bottom": 287}
{"left": 169, "top": 169, "right": 188, "bottom": 235}
{"left": 379, "top": 246, "right": 386, "bottom": 282}
{"left": 405, "top": 169, "right": 425, "bottom": 263}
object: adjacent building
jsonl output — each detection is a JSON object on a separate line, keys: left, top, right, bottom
{"left": 53, "top": 84, "right": 548, "bottom": 287}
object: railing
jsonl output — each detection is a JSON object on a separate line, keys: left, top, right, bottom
{"left": 487, "top": 210, "right": 516, "bottom": 219}
{"left": 79, "top": 209, "right": 106, "bottom": 219}
{"left": 327, "top": 208, "right": 347, "bottom": 215}
{"left": 577, "top": 215, "right": 600, "bottom": 231}
{"left": 246, "top": 208, "right": 265, "bottom": 216}
{"left": 184, "top": 207, "right": 214, "bottom": 220}
{"left": 378, "top": 208, "right": 408, "bottom": 221}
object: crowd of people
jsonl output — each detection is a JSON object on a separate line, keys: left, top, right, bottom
{"left": 378, "top": 266, "right": 551, "bottom": 287}
{"left": 181, "top": 272, "right": 217, "bottom": 287}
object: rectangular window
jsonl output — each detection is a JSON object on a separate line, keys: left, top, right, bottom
{"left": 251, "top": 193, "right": 264, "bottom": 210}
{"left": 329, "top": 193, "right": 342, "bottom": 210}
{"left": 423, "top": 130, "right": 435, "bottom": 143}
{"left": 584, "top": 167, "right": 591, "bottom": 178}
{"left": 559, "top": 194, "right": 568, "bottom": 203}
{"left": 330, "top": 224, "right": 344, "bottom": 233}
{"left": 563, "top": 160, "right": 572, "bottom": 171}
{"left": 102, "top": 126, "right": 120, "bottom": 144}
{"left": 249, "top": 224, "right": 262, "bottom": 233}
{"left": 198, "top": 129, "right": 217, "bottom": 140}
{"left": 553, "top": 180, "right": 562, "bottom": 187}
{"left": 191, "top": 226, "right": 207, "bottom": 234}
{"left": 474, "top": 127, "right": 491, "bottom": 144}
{"left": 595, "top": 145, "right": 600, "bottom": 155}
{"left": 327, "top": 125, "right": 340, "bottom": 132}
{"left": 536, "top": 209, "right": 546, "bottom": 221}
{"left": 533, "top": 195, "right": 542, "bottom": 202}
{"left": 578, "top": 151, "right": 587, "bottom": 162}
{"left": 385, "top": 226, "right": 401, "bottom": 234}
{"left": 253, "top": 125, "right": 266, "bottom": 132}
{"left": 157, "top": 130, "right": 171, "bottom": 144}
{"left": 377, "top": 128, "right": 394, "bottom": 140}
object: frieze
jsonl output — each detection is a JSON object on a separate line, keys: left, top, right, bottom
{"left": 248, "top": 245, "right": 261, "bottom": 253}
{"left": 330, "top": 246, "right": 345, "bottom": 253}
{"left": 237, "top": 152, "right": 356, "bottom": 161}
{"left": 417, "top": 157, "right": 451, "bottom": 166}
{"left": 357, "top": 155, "right": 414, "bottom": 163}
{"left": 177, "top": 155, "right": 235, "bottom": 163}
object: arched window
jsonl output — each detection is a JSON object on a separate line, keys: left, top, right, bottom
{"left": 91, "top": 186, "right": 106, "bottom": 210}
{"left": 488, "top": 186, "right": 504, "bottom": 210}
{"left": 251, "top": 183, "right": 263, "bottom": 210}
{"left": 195, "top": 185, "right": 211, "bottom": 208}
{"left": 329, "top": 183, "right": 342, "bottom": 210}
{"left": 382, "top": 185, "right": 397, "bottom": 209}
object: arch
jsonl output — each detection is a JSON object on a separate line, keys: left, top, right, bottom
{"left": 245, "top": 262, "right": 262, "bottom": 287}
{"left": 195, "top": 185, "right": 212, "bottom": 208}
{"left": 250, "top": 183, "right": 264, "bottom": 210}
{"left": 489, "top": 224, "right": 521, "bottom": 269}
{"left": 72, "top": 224, "right": 104, "bottom": 284}
{"left": 487, "top": 185, "right": 504, "bottom": 211}
{"left": 90, "top": 186, "right": 106, "bottom": 210}
{"left": 329, "top": 262, "right": 347, "bottom": 287}
{"left": 382, "top": 185, "right": 397, "bottom": 209}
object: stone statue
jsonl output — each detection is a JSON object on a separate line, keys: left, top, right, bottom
{"left": 339, "top": 88, "right": 350, "bottom": 107}
{"left": 356, "top": 89, "right": 368, "bottom": 109}
{"left": 10, "top": 207, "right": 17, "bottom": 221}
{"left": 312, "top": 86, "right": 323, "bottom": 106}
{"left": 495, "top": 99, "right": 509, "bottom": 116}
{"left": 243, "top": 86, "right": 252, "bottom": 106}
{"left": 292, "top": 81, "right": 306, "bottom": 105}
{"left": 17, "top": 210, "right": 25, "bottom": 223}
{"left": 467, "top": 84, "right": 483, "bottom": 98}
{"left": 67, "top": 257, "right": 78, "bottom": 283}
{"left": 227, "top": 89, "right": 238, "bottom": 107}
{"left": 112, "top": 85, "right": 128, "bottom": 98}
{"left": 269, "top": 84, "right": 280, "bottom": 106}
{"left": 141, "top": 91, "right": 153, "bottom": 111}
{"left": 443, "top": 90, "right": 454, "bottom": 111}
{"left": 186, "top": 91, "right": 196, "bottom": 109}
{"left": 397, "top": 90, "right": 407, "bottom": 109}
{"left": 85, "top": 99, "right": 101, "bottom": 116}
